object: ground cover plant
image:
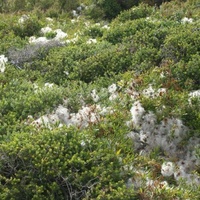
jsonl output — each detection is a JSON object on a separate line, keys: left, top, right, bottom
{"left": 0, "top": 0, "right": 200, "bottom": 199}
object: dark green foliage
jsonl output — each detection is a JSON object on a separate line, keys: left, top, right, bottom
{"left": 161, "top": 24, "right": 200, "bottom": 63}
{"left": 171, "top": 54, "right": 200, "bottom": 90}
{"left": 84, "top": 25, "right": 104, "bottom": 38}
{"left": 182, "top": 99, "right": 200, "bottom": 133}
{"left": 97, "top": 0, "right": 123, "bottom": 19}
{"left": 0, "top": 127, "right": 135, "bottom": 199}
{"left": 103, "top": 19, "right": 155, "bottom": 44}
{"left": 12, "top": 16, "right": 43, "bottom": 38}
{"left": 116, "top": 3, "right": 153, "bottom": 22}
{"left": 0, "top": 1, "right": 200, "bottom": 199}
{"left": 0, "top": 17, "right": 26, "bottom": 54}
{"left": 0, "top": 67, "right": 65, "bottom": 136}
{"left": 30, "top": 41, "right": 114, "bottom": 85}
{"left": 72, "top": 44, "right": 133, "bottom": 83}
{"left": 87, "top": 0, "right": 139, "bottom": 20}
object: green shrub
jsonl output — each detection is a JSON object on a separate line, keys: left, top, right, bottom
{"left": 116, "top": 3, "right": 153, "bottom": 22}
{"left": 0, "top": 15, "right": 27, "bottom": 54}
{"left": 84, "top": 5, "right": 104, "bottom": 21}
{"left": 0, "top": 68, "right": 65, "bottom": 136}
{"left": 103, "top": 19, "right": 155, "bottom": 44}
{"left": 12, "top": 15, "right": 43, "bottom": 38}
{"left": 161, "top": 24, "right": 200, "bottom": 63}
{"left": 97, "top": 0, "right": 122, "bottom": 19}
{"left": 71, "top": 44, "right": 133, "bottom": 83}
{"left": 0, "top": 127, "right": 135, "bottom": 199}
{"left": 30, "top": 41, "right": 113, "bottom": 85}
{"left": 84, "top": 25, "right": 104, "bottom": 38}
{"left": 171, "top": 54, "right": 200, "bottom": 90}
{"left": 88, "top": 0, "right": 139, "bottom": 20}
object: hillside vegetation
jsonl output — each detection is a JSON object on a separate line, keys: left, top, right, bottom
{"left": 0, "top": 0, "right": 200, "bottom": 199}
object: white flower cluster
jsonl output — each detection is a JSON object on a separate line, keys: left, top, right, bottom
{"left": 0, "top": 55, "right": 8, "bottom": 73}
{"left": 33, "top": 82, "right": 55, "bottom": 93}
{"left": 102, "top": 24, "right": 110, "bottom": 29}
{"left": 127, "top": 169, "right": 169, "bottom": 190}
{"left": 127, "top": 100, "right": 200, "bottom": 185}
{"left": 188, "top": 89, "right": 200, "bottom": 104}
{"left": 86, "top": 38, "right": 97, "bottom": 44}
{"left": 41, "top": 26, "right": 52, "bottom": 34}
{"left": 18, "top": 14, "right": 29, "bottom": 24}
{"left": 161, "top": 162, "right": 175, "bottom": 177}
{"left": 72, "top": 4, "right": 86, "bottom": 18}
{"left": 160, "top": 150, "right": 200, "bottom": 185}
{"left": 32, "top": 104, "right": 112, "bottom": 129}
{"left": 146, "top": 178, "right": 169, "bottom": 189}
{"left": 142, "top": 84, "right": 167, "bottom": 98}
{"left": 129, "top": 101, "right": 145, "bottom": 127}
{"left": 46, "top": 17, "right": 53, "bottom": 22}
{"left": 29, "top": 36, "right": 49, "bottom": 44}
{"left": 181, "top": 17, "right": 193, "bottom": 24}
{"left": 123, "top": 80, "right": 200, "bottom": 186}
{"left": 91, "top": 89, "right": 100, "bottom": 102}
{"left": 31, "top": 113, "right": 59, "bottom": 129}
{"left": 18, "top": 15, "right": 67, "bottom": 43}
{"left": 29, "top": 28, "right": 68, "bottom": 44}
{"left": 126, "top": 82, "right": 166, "bottom": 100}
{"left": 128, "top": 107, "right": 188, "bottom": 155}
{"left": 53, "top": 29, "right": 68, "bottom": 40}
{"left": 108, "top": 83, "right": 119, "bottom": 101}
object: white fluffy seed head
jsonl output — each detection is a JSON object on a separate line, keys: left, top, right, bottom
{"left": 161, "top": 162, "right": 175, "bottom": 177}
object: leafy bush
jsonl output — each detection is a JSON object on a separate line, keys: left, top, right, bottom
{"left": 159, "top": 0, "right": 199, "bottom": 20}
{"left": 103, "top": 19, "right": 155, "bottom": 44}
{"left": 84, "top": 25, "right": 104, "bottom": 38}
{"left": 0, "top": 1, "right": 200, "bottom": 199}
{"left": 71, "top": 44, "right": 133, "bottom": 83}
{"left": 0, "top": 15, "right": 26, "bottom": 54}
{"left": 116, "top": 3, "right": 153, "bottom": 22}
{"left": 0, "top": 127, "right": 135, "bottom": 199}
{"left": 87, "top": 0, "right": 139, "bottom": 20}
{"left": 0, "top": 0, "right": 80, "bottom": 13}
{"left": 161, "top": 24, "right": 200, "bottom": 63}
{"left": 171, "top": 54, "right": 200, "bottom": 90}
{"left": 12, "top": 15, "right": 43, "bottom": 38}
{"left": 0, "top": 68, "right": 66, "bottom": 135}
{"left": 30, "top": 41, "right": 113, "bottom": 85}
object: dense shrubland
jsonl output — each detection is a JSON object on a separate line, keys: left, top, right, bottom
{"left": 0, "top": 0, "right": 200, "bottom": 199}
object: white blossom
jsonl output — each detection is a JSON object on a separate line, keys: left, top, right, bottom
{"left": 32, "top": 114, "right": 59, "bottom": 129}
{"left": 142, "top": 84, "right": 155, "bottom": 98}
{"left": 41, "top": 26, "right": 53, "bottom": 34}
{"left": 109, "top": 93, "right": 118, "bottom": 101}
{"left": 108, "top": 83, "right": 117, "bottom": 93}
{"left": 44, "top": 82, "right": 54, "bottom": 88}
{"left": 161, "top": 162, "right": 175, "bottom": 177}
{"left": 54, "top": 29, "right": 68, "bottom": 40}
{"left": 72, "top": 10, "right": 79, "bottom": 17}
{"left": 46, "top": 17, "right": 53, "bottom": 22}
{"left": 188, "top": 90, "right": 200, "bottom": 104}
{"left": 91, "top": 89, "right": 100, "bottom": 102}
{"left": 63, "top": 71, "right": 69, "bottom": 76}
{"left": 130, "top": 101, "right": 145, "bottom": 127}
{"left": 181, "top": 17, "right": 193, "bottom": 24}
{"left": 29, "top": 36, "right": 49, "bottom": 44}
{"left": 86, "top": 38, "right": 97, "bottom": 44}
{"left": 18, "top": 14, "right": 29, "bottom": 24}
{"left": 0, "top": 55, "right": 8, "bottom": 73}
{"left": 102, "top": 24, "right": 110, "bottom": 29}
